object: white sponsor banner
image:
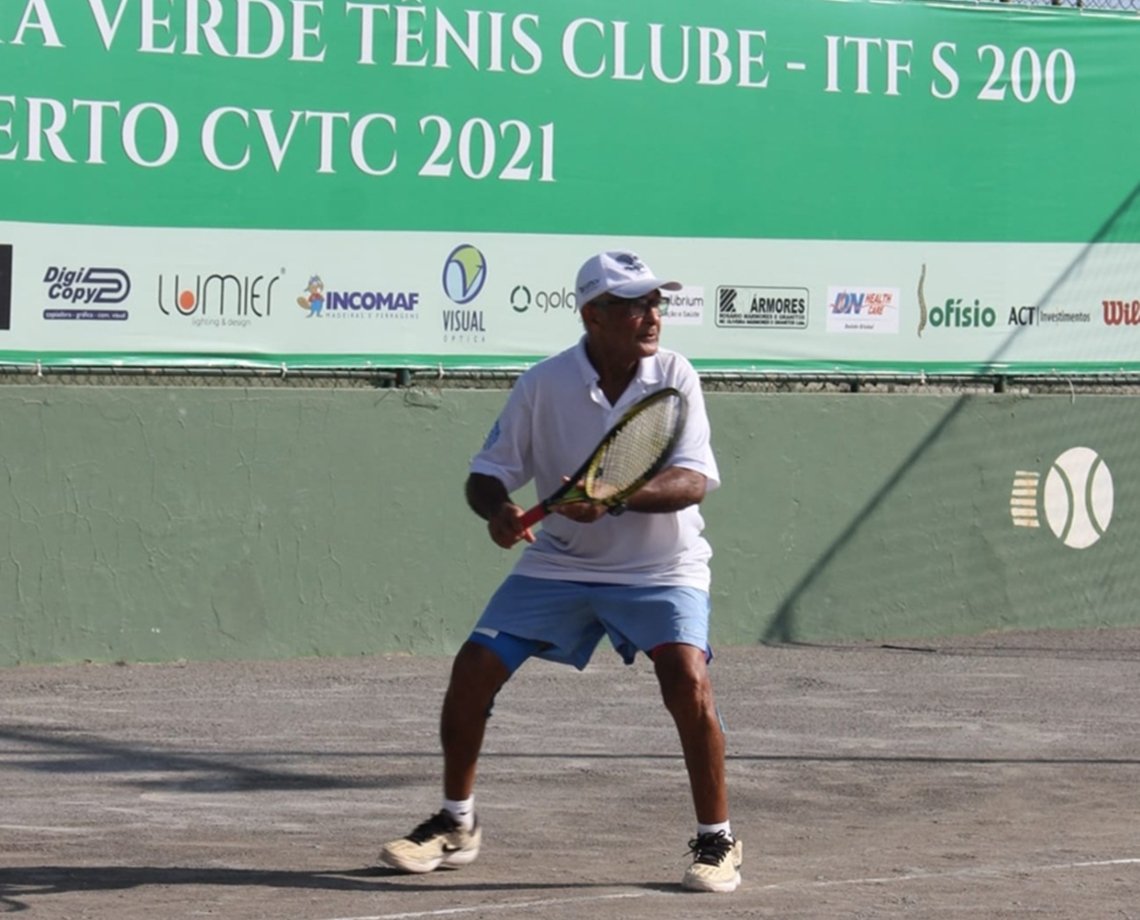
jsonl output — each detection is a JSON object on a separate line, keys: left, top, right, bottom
{"left": 1, "top": 221, "right": 1138, "bottom": 372}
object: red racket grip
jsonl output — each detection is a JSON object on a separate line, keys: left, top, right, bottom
{"left": 517, "top": 503, "right": 548, "bottom": 531}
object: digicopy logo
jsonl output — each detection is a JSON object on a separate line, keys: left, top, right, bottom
{"left": 43, "top": 266, "right": 131, "bottom": 304}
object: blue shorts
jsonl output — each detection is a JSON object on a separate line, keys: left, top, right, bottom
{"left": 467, "top": 574, "right": 712, "bottom": 674}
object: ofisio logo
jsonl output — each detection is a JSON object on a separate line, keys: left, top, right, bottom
{"left": 916, "top": 264, "right": 996, "bottom": 336}
{"left": 296, "top": 273, "right": 420, "bottom": 319}
{"left": 1011, "top": 447, "right": 1114, "bottom": 549}
{"left": 158, "top": 272, "right": 280, "bottom": 328}
{"left": 442, "top": 245, "right": 487, "bottom": 305}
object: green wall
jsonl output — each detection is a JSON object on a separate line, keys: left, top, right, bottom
{"left": 0, "top": 386, "right": 1134, "bottom": 666}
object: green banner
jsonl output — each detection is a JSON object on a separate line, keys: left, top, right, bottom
{"left": 1, "top": 0, "right": 1138, "bottom": 372}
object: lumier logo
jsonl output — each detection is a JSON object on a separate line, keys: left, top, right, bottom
{"left": 157, "top": 272, "right": 281, "bottom": 327}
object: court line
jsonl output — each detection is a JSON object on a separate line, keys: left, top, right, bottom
{"left": 323, "top": 891, "right": 663, "bottom": 920}
{"left": 778, "top": 857, "right": 1140, "bottom": 890}
{"left": 321, "top": 857, "right": 1140, "bottom": 920}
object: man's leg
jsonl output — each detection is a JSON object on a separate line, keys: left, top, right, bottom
{"left": 441, "top": 640, "right": 512, "bottom": 800}
{"left": 378, "top": 640, "right": 510, "bottom": 874}
{"left": 653, "top": 642, "right": 742, "bottom": 893}
{"left": 652, "top": 642, "right": 727, "bottom": 824}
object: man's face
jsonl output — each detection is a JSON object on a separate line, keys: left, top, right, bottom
{"left": 587, "top": 292, "right": 664, "bottom": 360}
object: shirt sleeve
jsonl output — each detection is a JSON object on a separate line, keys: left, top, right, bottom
{"left": 468, "top": 376, "right": 535, "bottom": 494}
{"left": 667, "top": 357, "right": 721, "bottom": 492}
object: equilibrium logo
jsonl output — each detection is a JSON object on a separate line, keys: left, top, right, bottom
{"left": 0, "top": 244, "right": 12, "bottom": 330}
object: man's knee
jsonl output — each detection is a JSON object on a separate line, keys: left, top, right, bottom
{"left": 446, "top": 641, "right": 512, "bottom": 717}
{"left": 653, "top": 643, "right": 714, "bottom": 711}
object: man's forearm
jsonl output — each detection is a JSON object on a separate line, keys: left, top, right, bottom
{"left": 624, "top": 467, "right": 707, "bottom": 514}
{"left": 465, "top": 472, "right": 514, "bottom": 520}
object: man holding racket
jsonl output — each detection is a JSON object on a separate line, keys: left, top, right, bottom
{"left": 379, "top": 250, "right": 740, "bottom": 892}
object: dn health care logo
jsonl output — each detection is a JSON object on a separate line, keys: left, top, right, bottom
{"left": 1010, "top": 447, "right": 1114, "bottom": 549}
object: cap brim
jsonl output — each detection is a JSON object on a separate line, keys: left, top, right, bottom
{"left": 610, "top": 277, "right": 683, "bottom": 298}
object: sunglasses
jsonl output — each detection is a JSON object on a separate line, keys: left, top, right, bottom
{"left": 594, "top": 294, "right": 664, "bottom": 318}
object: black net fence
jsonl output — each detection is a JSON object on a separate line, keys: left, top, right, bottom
{"left": 989, "top": 0, "right": 1139, "bottom": 8}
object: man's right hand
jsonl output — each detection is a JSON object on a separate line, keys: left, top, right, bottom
{"left": 487, "top": 503, "right": 536, "bottom": 549}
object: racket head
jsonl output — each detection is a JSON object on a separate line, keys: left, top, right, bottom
{"left": 581, "top": 387, "right": 687, "bottom": 506}
{"left": 517, "top": 386, "right": 688, "bottom": 529}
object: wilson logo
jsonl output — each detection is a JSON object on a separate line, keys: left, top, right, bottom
{"left": 1102, "top": 300, "right": 1140, "bottom": 326}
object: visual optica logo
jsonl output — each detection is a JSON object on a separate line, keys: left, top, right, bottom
{"left": 1010, "top": 446, "right": 1114, "bottom": 549}
{"left": 0, "top": 244, "right": 12, "bottom": 330}
{"left": 442, "top": 245, "right": 487, "bottom": 305}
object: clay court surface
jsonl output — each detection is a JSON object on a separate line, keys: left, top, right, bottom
{"left": 2, "top": 628, "right": 1138, "bottom": 919}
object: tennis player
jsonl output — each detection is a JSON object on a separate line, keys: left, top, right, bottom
{"left": 379, "top": 250, "right": 741, "bottom": 892}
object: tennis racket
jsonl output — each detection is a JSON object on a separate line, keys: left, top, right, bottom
{"left": 518, "top": 387, "right": 687, "bottom": 529}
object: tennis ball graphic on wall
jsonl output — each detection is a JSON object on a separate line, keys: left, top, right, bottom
{"left": 1042, "top": 447, "right": 1114, "bottom": 549}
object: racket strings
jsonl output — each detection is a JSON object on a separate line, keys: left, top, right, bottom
{"left": 587, "top": 397, "right": 682, "bottom": 500}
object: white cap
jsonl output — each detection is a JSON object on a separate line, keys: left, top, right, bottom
{"left": 575, "top": 251, "right": 681, "bottom": 307}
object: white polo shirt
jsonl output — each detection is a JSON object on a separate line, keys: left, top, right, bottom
{"left": 470, "top": 338, "right": 720, "bottom": 590}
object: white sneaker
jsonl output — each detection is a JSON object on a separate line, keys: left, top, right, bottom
{"left": 379, "top": 811, "right": 481, "bottom": 874}
{"left": 682, "top": 831, "right": 743, "bottom": 892}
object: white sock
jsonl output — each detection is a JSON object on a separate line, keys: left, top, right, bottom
{"left": 443, "top": 796, "right": 475, "bottom": 831}
{"left": 697, "top": 820, "right": 733, "bottom": 840}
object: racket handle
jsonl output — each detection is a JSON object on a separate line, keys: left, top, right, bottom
{"left": 517, "top": 503, "right": 547, "bottom": 531}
